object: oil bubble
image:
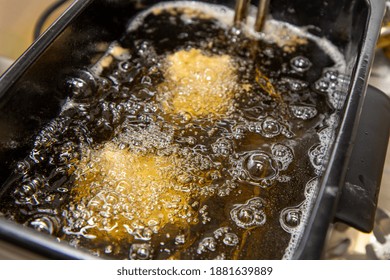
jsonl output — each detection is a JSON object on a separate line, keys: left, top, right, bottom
{"left": 271, "top": 144, "right": 294, "bottom": 170}
{"left": 211, "top": 138, "right": 233, "bottom": 156}
{"left": 178, "top": 112, "right": 192, "bottom": 123}
{"left": 318, "top": 127, "right": 333, "bottom": 145}
{"left": 105, "top": 245, "right": 113, "bottom": 254}
{"left": 290, "top": 56, "right": 312, "bottom": 72}
{"left": 222, "top": 233, "right": 239, "bottom": 246}
{"left": 246, "top": 153, "right": 277, "bottom": 180}
{"left": 328, "top": 90, "right": 346, "bottom": 110}
{"left": 280, "top": 206, "right": 302, "bottom": 233}
{"left": 281, "top": 77, "right": 308, "bottom": 92}
{"left": 231, "top": 124, "right": 246, "bottom": 139}
{"left": 313, "top": 70, "right": 348, "bottom": 110}
{"left": 30, "top": 148, "right": 45, "bottom": 163}
{"left": 261, "top": 117, "right": 281, "bottom": 137}
{"left": 213, "top": 227, "right": 230, "bottom": 239}
{"left": 234, "top": 151, "right": 278, "bottom": 188}
{"left": 17, "top": 176, "right": 45, "bottom": 199}
{"left": 18, "top": 183, "right": 36, "bottom": 198}
{"left": 119, "top": 61, "right": 131, "bottom": 72}
{"left": 134, "top": 88, "right": 155, "bottom": 100}
{"left": 15, "top": 160, "right": 31, "bottom": 175}
{"left": 309, "top": 121, "right": 336, "bottom": 175}
{"left": 197, "top": 237, "right": 217, "bottom": 254}
{"left": 324, "top": 70, "right": 339, "bottom": 81}
{"left": 28, "top": 215, "right": 59, "bottom": 235}
{"left": 129, "top": 243, "right": 153, "bottom": 260}
{"left": 141, "top": 75, "right": 153, "bottom": 86}
{"left": 305, "top": 177, "right": 318, "bottom": 198}
{"left": 248, "top": 117, "right": 293, "bottom": 139}
{"left": 213, "top": 253, "right": 226, "bottom": 260}
{"left": 230, "top": 197, "right": 266, "bottom": 229}
{"left": 175, "top": 234, "right": 186, "bottom": 245}
{"left": 289, "top": 105, "right": 318, "bottom": 120}
{"left": 65, "top": 70, "right": 97, "bottom": 100}
{"left": 314, "top": 79, "right": 329, "bottom": 93}
{"left": 308, "top": 144, "right": 326, "bottom": 174}
{"left": 248, "top": 117, "right": 281, "bottom": 138}
{"left": 324, "top": 113, "right": 339, "bottom": 127}
{"left": 65, "top": 78, "right": 89, "bottom": 99}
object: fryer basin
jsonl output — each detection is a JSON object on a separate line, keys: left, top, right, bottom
{"left": 0, "top": 0, "right": 387, "bottom": 259}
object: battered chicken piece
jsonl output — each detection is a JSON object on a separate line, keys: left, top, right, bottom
{"left": 67, "top": 143, "right": 212, "bottom": 242}
{"left": 158, "top": 48, "right": 238, "bottom": 118}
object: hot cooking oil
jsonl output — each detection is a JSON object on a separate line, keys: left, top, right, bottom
{"left": 0, "top": 1, "right": 349, "bottom": 259}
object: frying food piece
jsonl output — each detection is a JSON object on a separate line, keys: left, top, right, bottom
{"left": 66, "top": 142, "right": 213, "bottom": 242}
{"left": 158, "top": 48, "right": 238, "bottom": 118}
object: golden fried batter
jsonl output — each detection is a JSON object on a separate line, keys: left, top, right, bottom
{"left": 67, "top": 143, "right": 212, "bottom": 242}
{"left": 158, "top": 48, "right": 238, "bottom": 118}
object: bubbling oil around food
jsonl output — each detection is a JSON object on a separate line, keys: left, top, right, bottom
{"left": 0, "top": 2, "right": 349, "bottom": 259}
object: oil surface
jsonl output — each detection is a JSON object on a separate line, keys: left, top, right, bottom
{"left": 0, "top": 2, "right": 349, "bottom": 259}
